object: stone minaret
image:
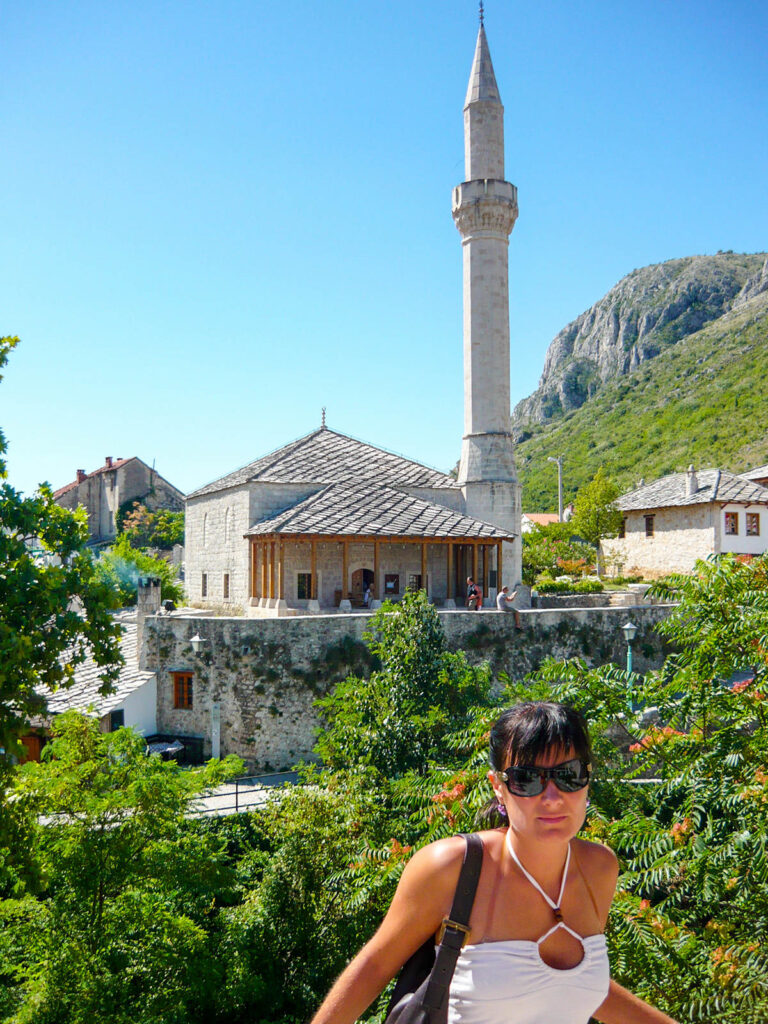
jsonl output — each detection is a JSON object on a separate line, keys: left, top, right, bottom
{"left": 452, "top": 12, "right": 522, "bottom": 584}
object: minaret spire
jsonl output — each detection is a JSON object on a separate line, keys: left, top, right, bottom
{"left": 452, "top": 16, "right": 522, "bottom": 583}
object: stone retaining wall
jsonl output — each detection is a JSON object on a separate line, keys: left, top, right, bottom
{"left": 141, "top": 605, "right": 673, "bottom": 770}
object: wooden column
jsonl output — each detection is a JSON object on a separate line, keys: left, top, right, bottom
{"left": 311, "top": 540, "right": 317, "bottom": 600}
{"left": 447, "top": 543, "right": 454, "bottom": 599}
{"left": 250, "top": 540, "right": 257, "bottom": 598}
{"left": 482, "top": 544, "right": 489, "bottom": 597}
{"left": 278, "top": 540, "right": 285, "bottom": 600}
{"left": 421, "top": 542, "right": 428, "bottom": 594}
{"left": 497, "top": 540, "right": 503, "bottom": 591}
{"left": 341, "top": 540, "right": 349, "bottom": 601}
{"left": 269, "top": 541, "right": 275, "bottom": 599}
{"left": 374, "top": 540, "right": 380, "bottom": 600}
{"left": 261, "top": 542, "right": 268, "bottom": 599}
{"left": 472, "top": 543, "right": 478, "bottom": 585}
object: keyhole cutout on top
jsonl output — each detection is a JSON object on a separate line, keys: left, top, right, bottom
{"left": 537, "top": 926, "right": 586, "bottom": 971}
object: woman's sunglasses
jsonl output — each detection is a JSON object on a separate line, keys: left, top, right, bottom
{"left": 496, "top": 758, "right": 591, "bottom": 797}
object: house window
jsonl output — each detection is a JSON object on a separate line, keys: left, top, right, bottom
{"left": 173, "top": 672, "right": 193, "bottom": 710}
{"left": 407, "top": 574, "right": 423, "bottom": 591}
{"left": 297, "top": 572, "right": 313, "bottom": 599}
{"left": 384, "top": 573, "right": 400, "bottom": 595}
{"left": 618, "top": 518, "right": 626, "bottom": 539}
{"left": 746, "top": 513, "right": 760, "bottom": 537}
{"left": 725, "top": 512, "right": 739, "bottom": 536}
{"left": 201, "top": 573, "right": 208, "bottom": 597}
{"left": 223, "top": 573, "right": 230, "bottom": 599}
{"left": 109, "top": 709, "right": 124, "bottom": 732}
{"left": 644, "top": 515, "right": 655, "bottom": 538}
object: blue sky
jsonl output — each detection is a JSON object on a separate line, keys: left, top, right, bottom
{"left": 3, "top": 0, "right": 767, "bottom": 497}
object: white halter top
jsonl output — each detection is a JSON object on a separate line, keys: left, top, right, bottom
{"left": 446, "top": 835, "right": 610, "bottom": 1024}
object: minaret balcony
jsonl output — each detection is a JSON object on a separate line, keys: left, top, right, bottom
{"left": 452, "top": 179, "right": 518, "bottom": 238}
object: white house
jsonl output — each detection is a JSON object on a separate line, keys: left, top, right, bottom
{"left": 602, "top": 466, "right": 768, "bottom": 577}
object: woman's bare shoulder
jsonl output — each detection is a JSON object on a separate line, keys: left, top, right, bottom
{"left": 574, "top": 836, "right": 619, "bottom": 873}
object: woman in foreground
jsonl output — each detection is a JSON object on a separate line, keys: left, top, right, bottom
{"left": 311, "top": 701, "right": 679, "bottom": 1024}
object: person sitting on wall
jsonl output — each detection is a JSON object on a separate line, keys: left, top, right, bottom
{"left": 466, "top": 577, "right": 482, "bottom": 611}
{"left": 496, "top": 584, "right": 522, "bottom": 629}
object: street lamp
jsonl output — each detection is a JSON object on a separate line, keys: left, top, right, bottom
{"left": 622, "top": 620, "right": 638, "bottom": 673}
{"left": 547, "top": 455, "right": 564, "bottom": 522}
{"left": 189, "top": 633, "right": 208, "bottom": 655}
{"left": 188, "top": 632, "right": 220, "bottom": 758}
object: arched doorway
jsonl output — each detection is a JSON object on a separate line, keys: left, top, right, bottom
{"left": 351, "top": 567, "right": 375, "bottom": 607}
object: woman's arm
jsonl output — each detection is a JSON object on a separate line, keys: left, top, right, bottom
{"left": 576, "top": 842, "right": 680, "bottom": 1024}
{"left": 310, "top": 836, "right": 465, "bottom": 1024}
{"left": 595, "top": 980, "right": 679, "bottom": 1024}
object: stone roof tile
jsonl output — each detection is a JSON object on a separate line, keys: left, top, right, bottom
{"left": 245, "top": 484, "right": 512, "bottom": 539}
{"left": 38, "top": 613, "right": 154, "bottom": 720}
{"left": 618, "top": 469, "right": 768, "bottom": 511}
{"left": 189, "top": 428, "right": 458, "bottom": 499}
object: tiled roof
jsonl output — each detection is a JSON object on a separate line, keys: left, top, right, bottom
{"left": 189, "top": 427, "right": 458, "bottom": 498}
{"left": 523, "top": 513, "right": 559, "bottom": 526}
{"left": 741, "top": 464, "right": 768, "bottom": 482}
{"left": 54, "top": 457, "right": 134, "bottom": 498}
{"left": 245, "top": 484, "right": 512, "bottom": 539}
{"left": 37, "top": 613, "right": 154, "bottom": 720}
{"left": 618, "top": 469, "right": 768, "bottom": 511}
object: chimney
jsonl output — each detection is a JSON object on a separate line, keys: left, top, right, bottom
{"left": 76, "top": 469, "right": 87, "bottom": 483}
{"left": 105, "top": 456, "right": 113, "bottom": 468}
{"left": 686, "top": 465, "right": 698, "bottom": 497}
{"left": 136, "top": 576, "right": 162, "bottom": 661}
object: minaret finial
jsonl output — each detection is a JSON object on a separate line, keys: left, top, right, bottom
{"left": 479, "top": 1, "right": 484, "bottom": 27}
{"left": 321, "top": 407, "right": 326, "bottom": 428}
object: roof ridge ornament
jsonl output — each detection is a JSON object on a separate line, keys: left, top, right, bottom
{"left": 321, "top": 407, "right": 326, "bottom": 428}
{"left": 479, "top": 1, "right": 484, "bottom": 27}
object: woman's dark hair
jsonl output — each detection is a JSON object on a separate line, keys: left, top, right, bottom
{"left": 479, "top": 701, "right": 592, "bottom": 826}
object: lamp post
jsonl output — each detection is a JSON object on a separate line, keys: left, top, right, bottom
{"left": 622, "top": 620, "right": 637, "bottom": 673}
{"left": 622, "top": 620, "right": 638, "bottom": 711}
{"left": 547, "top": 456, "right": 564, "bottom": 522}
{"left": 188, "top": 632, "right": 220, "bottom": 758}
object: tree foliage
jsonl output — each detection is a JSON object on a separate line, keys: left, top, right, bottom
{"left": 120, "top": 501, "right": 185, "bottom": 550}
{"left": 0, "top": 338, "right": 123, "bottom": 764}
{"left": 314, "top": 590, "right": 492, "bottom": 777}
{"left": 93, "top": 534, "right": 184, "bottom": 607}
{"left": 521, "top": 521, "right": 596, "bottom": 585}
{"left": 571, "top": 466, "right": 623, "bottom": 547}
{"left": 0, "top": 712, "right": 242, "bottom": 1024}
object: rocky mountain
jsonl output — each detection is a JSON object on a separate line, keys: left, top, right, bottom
{"left": 513, "top": 252, "right": 768, "bottom": 511}
{"left": 514, "top": 252, "right": 768, "bottom": 429}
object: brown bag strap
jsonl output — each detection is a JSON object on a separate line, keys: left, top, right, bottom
{"left": 420, "top": 832, "right": 483, "bottom": 1014}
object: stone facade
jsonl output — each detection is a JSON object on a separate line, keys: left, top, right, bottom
{"left": 603, "top": 505, "right": 716, "bottom": 577}
{"left": 141, "top": 604, "right": 672, "bottom": 770}
{"left": 54, "top": 456, "right": 184, "bottom": 545}
{"left": 603, "top": 501, "right": 768, "bottom": 577}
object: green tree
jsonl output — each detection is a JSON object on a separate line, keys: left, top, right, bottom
{"left": 571, "top": 466, "right": 623, "bottom": 548}
{"left": 0, "top": 712, "right": 243, "bottom": 1024}
{"left": 314, "top": 589, "right": 492, "bottom": 777}
{"left": 121, "top": 502, "right": 185, "bottom": 549}
{"left": 0, "top": 338, "right": 122, "bottom": 764}
{"left": 94, "top": 534, "right": 184, "bottom": 607}
{"left": 522, "top": 521, "right": 597, "bottom": 584}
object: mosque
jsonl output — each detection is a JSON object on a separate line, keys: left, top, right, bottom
{"left": 185, "top": 15, "right": 523, "bottom": 615}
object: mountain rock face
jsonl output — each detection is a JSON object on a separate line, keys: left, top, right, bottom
{"left": 513, "top": 252, "right": 768, "bottom": 428}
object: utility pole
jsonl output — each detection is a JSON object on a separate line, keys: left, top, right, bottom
{"left": 547, "top": 456, "right": 564, "bottom": 522}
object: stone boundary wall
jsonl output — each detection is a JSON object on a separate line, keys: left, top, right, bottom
{"left": 141, "top": 605, "right": 674, "bottom": 771}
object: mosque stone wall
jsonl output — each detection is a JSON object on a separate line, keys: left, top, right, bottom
{"left": 141, "top": 604, "right": 673, "bottom": 770}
